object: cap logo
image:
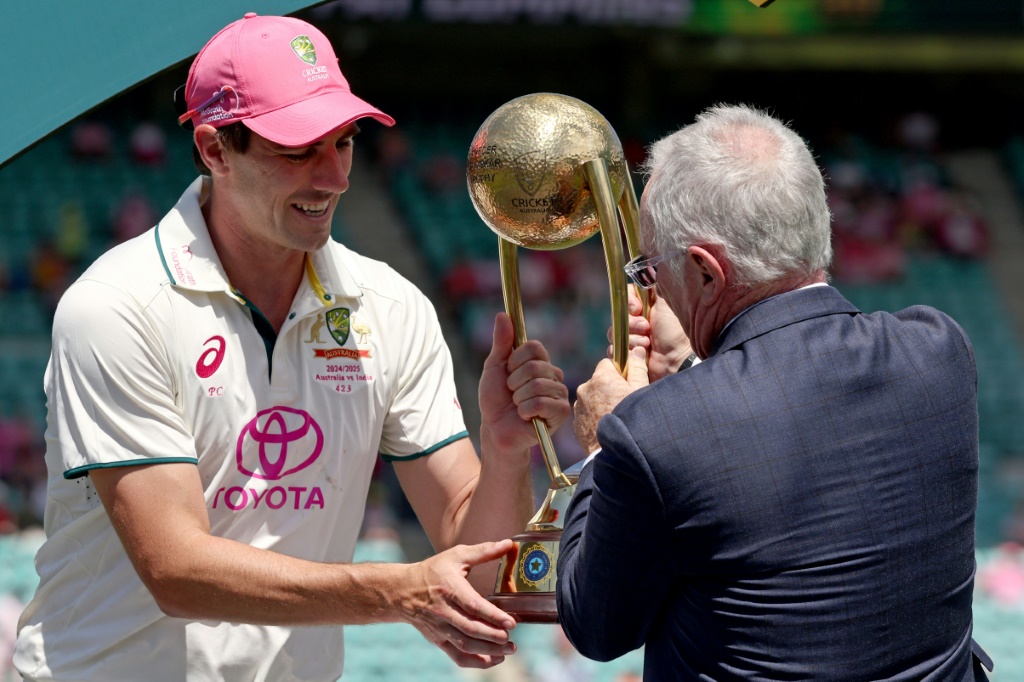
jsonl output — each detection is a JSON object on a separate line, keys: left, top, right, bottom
{"left": 291, "top": 35, "right": 317, "bottom": 65}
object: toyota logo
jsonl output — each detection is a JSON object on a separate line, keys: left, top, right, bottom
{"left": 235, "top": 406, "right": 324, "bottom": 480}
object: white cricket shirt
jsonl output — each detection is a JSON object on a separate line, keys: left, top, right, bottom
{"left": 15, "top": 177, "right": 468, "bottom": 681}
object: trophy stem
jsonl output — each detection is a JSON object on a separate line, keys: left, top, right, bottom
{"left": 617, "top": 167, "right": 652, "bottom": 320}
{"left": 582, "top": 159, "right": 629, "bottom": 378}
{"left": 498, "top": 238, "right": 571, "bottom": 489}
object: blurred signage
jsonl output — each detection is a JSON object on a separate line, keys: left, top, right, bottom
{"left": 422, "top": 0, "right": 693, "bottom": 24}
{"left": 316, "top": 0, "right": 694, "bottom": 25}
{"left": 313, "top": 0, "right": 1024, "bottom": 32}
{"left": 819, "top": 0, "right": 883, "bottom": 19}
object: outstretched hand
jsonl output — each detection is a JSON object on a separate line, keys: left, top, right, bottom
{"left": 402, "top": 540, "right": 518, "bottom": 668}
{"left": 478, "top": 313, "right": 570, "bottom": 455}
{"left": 609, "top": 287, "right": 692, "bottom": 382}
{"left": 573, "top": 346, "right": 650, "bottom": 454}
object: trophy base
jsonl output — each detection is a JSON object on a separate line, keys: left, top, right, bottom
{"left": 487, "top": 592, "right": 558, "bottom": 623}
{"left": 487, "top": 468, "right": 584, "bottom": 624}
{"left": 488, "top": 529, "right": 563, "bottom": 624}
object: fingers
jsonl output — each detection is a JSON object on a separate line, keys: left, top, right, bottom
{"left": 504, "top": 342, "right": 568, "bottom": 423}
{"left": 505, "top": 337, "right": 551, "bottom": 373}
{"left": 445, "top": 542, "right": 517, "bottom": 631}
{"left": 592, "top": 357, "right": 623, "bottom": 379}
{"left": 405, "top": 542, "right": 529, "bottom": 670}
{"left": 607, "top": 334, "right": 651, "bottom": 360}
{"left": 439, "top": 641, "right": 508, "bottom": 669}
{"left": 607, "top": 315, "right": 651, "bottom": 344}
{"left": 504, "top": 351, "right": 568, "bottom": 423}
{"left": 629, "top": 312, "right": 652, "bottom": 335}
{"left": 607, "top": 304, "right": 652, "bottom": 362}
{"left": 512, "top": 382, "right": 570, "bottom": 423}
{"left": 506, "top": 357, "right": 563, "bottom": 392}
{"left": 423, "top": 609, "right": 515, "bottom": 669}
{"left": 436, "top": 620, "right": 518, "bottom": 657}
{"left": 482, "top": 313, "right": 515, "bottom": 370}
{"left": 627, "top": 287, "right": 644, "bottom": 315}
{"left": 442, "top": 608, "right": 512, "bottom": 649}
{"left": 626, "top": 346, "right": 650, "bottom": 389}
{"left": 452, "top": 539, "right": 515, "bottom": 572}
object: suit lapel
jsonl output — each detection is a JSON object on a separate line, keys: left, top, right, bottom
{"left": 712, "top": 285, "right": 860, "bottom": 356}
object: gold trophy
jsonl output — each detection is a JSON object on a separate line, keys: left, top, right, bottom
{"left": 466, "top": 93, "right": 648, "bottom": 622}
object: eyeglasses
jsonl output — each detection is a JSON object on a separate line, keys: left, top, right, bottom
{"left": 176, "top": 85, "right": 236, "bottom": 127}
{"left": 623, "top": 251, "right": 685, "bottom": 289}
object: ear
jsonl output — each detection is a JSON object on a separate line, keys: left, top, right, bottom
{"left": 686, "top": 245, "right": 728, "bottom": 306}
{"left": 194, "top": 124, "right": 229, "bottom": 176}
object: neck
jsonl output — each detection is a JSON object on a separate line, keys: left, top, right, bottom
{"left": 203, "top": 182, "right": 305, "bottom": 333}
{"left": 726, "top": 269, "right": 826, "bottom": 321}
{"left": 697, "top": 269, "right": 826, "bottom": 358}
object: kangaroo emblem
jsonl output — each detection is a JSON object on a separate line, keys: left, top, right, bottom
{"left": 305, "top": 315, "right": 326, "bottom": 344}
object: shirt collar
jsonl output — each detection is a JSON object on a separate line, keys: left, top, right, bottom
{"left": 718, "top": 281, "right": 830, "bottom": 340}
{"left": 154, "top": 177, "right": 363, "bottom": 301}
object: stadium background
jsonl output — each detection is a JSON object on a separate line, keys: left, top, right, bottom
{"left": 2, "top": 0, "right": 1024, "bottom": 679}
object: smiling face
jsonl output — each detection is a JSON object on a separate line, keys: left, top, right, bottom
{"left": 211, "top": 122, "right": 361, "bottom": 255}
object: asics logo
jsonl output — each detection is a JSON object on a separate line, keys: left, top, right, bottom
{"left": 196, "top": 336, "right": 226, "bottom": 378}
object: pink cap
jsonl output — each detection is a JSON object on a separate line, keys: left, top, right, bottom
{"left": 180, "top": 13, "right": 394, "bottom": 146}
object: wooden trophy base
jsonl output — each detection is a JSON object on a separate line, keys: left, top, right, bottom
{"left": 488, "top": 592, "right": 558, "bottom": 623}
{"left": 488, "top": 529, "right": 562, "bottom": 623}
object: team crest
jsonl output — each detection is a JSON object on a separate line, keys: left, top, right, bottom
{"left": 518, "top": 543, "right": 553, "bottom": 587}
{"left": 511, "top": 150, "right": 547, "bottom": 197}
{"left": 291, "top": 35, "right": 317, "bottom": 65}
{"left": 326, "top": 308, "right": 351, "bottom": 346}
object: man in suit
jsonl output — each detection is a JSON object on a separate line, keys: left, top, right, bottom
{"left": 556, "top": 104, "right": 991, "bottom": 680}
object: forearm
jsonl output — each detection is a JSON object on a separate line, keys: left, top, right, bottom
{"left": 135, "top": 526, "right": 520, "bottom": 669}
{"left": 141, "top": 529, "right": 408, "bottom": 625}
{"left": 446, "top": 427, "right": 534, "bottom": 592}
{"left": 452, "top": 430, "right": 533, "bottom": 541}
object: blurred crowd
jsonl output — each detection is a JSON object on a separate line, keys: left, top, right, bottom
{"left": 1, "top": 109, "right": 1000, "bottom": 531}
{"left": 0, "top": 109, "right": 1020, "bottom": 679}
{"left": 373, "top": 109, "right": 996, "bottom": 479}
{"left": 0, "top": 119, "right": 168, "bottom": 534}
{"left": 824, "top": 111, "right": 989, "bottom": 283}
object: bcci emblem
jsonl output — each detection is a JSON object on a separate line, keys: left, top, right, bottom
{"left": 326, "top": 308, "right": 351, "bottom": 346}
{"left": 518, "top": 543, "right": 552, "bottom": 587}
{"left": 291, "top": 35, "right": 317, "bottom": 65}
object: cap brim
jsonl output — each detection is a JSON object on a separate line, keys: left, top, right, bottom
{"left": 241, "top": 90, "right": 395, "bottom": 147}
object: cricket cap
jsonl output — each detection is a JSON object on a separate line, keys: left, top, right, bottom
{"left": 178, "top": 13, "right": 394, "bottom": 145}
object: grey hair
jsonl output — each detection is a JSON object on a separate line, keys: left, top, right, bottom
{"left": 640, "top": 104, "right": 832, "bottom": 286}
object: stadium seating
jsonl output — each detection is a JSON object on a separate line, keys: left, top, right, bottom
{"left": 1, "top": 118, "right": 1023, "bottom": 680}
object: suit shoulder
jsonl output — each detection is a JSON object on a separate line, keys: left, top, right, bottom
{"left": 892, "top": 304, "right": 965, "bottom": 330}
{"left": 888, "top": 304, "right": 974, "bottom": 356}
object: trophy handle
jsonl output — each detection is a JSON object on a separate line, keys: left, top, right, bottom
{"left": 582, "top": 159, "right": 629, "bottom": 378}
{"left": 616, "top": 166, "right": 652, "bottom": 320}
{"left": 498, "top": 237, "right": 572, "bottom": 489}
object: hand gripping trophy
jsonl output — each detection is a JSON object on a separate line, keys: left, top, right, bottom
{"left": 466, "top": 93, "right": 648, "bottom": 622}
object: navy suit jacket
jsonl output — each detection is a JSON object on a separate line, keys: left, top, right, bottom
{"left": 557, "top": 286, "right": 984, "bottom": 681}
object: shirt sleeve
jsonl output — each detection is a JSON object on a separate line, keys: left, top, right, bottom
{"left": 556, "top": 412, "right": 674, "bottom": 661}
{"left": 378, "top": 289, "right": 467, "bottom": 461}
{"left": 50, "top": 280, "right": 198, "bottom": 479}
